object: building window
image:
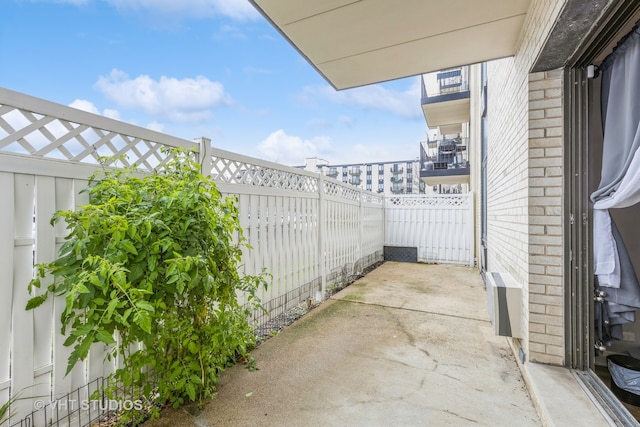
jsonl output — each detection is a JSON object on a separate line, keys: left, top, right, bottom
{"left": 367, "top": 164, "right": 372, "bottom": 173}
{"left": 378, "top": 183, "right": 384, "bottom": 193}
{"left": 366, "top": 183, "right": 372, "bottom": 191}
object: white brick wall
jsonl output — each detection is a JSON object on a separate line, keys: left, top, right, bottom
{"left": 485, "top": 0, "right": 565, "bottom": 365}
{"left": 527, "top": 70, "right": 564, "bottom": 363}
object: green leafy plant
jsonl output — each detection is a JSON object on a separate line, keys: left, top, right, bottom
{"left": 26, "top": 149, "right": 268, "bottom": 421}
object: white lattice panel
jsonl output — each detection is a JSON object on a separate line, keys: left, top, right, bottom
{"left": 209, "top": 156, "right": 318, "bottom": 192}
{"left": 0, "top": 88, "right": 195, "bottom": 171}
{"left": 323, "top": 179, "right": 361, "bottom": 201}
{"left": 362, "top": 192, "right": 384, "bottom": 206}
{"left": 386, "top": 194, "right": 470, "bottom": 208}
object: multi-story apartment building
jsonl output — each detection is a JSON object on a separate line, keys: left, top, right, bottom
{"left": 301, "top": 157, "right": 424, "bottom": 195}
{"left": 419, "top": 67, "right": 472, "bottom": 195}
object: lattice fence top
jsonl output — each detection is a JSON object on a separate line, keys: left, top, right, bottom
{"left": 208, "top": 156, "right": 319, "bottom": 193}
{"left": 0, "top": 87, "right": 195, "bottom": 171}
{"left": 362, "top": 192, "right": 384, "bottom": 206}
{"left": 0, "top": 87, "right": 386, "bottom": 201}
{"left": 386, "top": 194, "right": 471, "bottom": 208}
{"left": 323, "top": 180, "right": 361, "bottom": 201}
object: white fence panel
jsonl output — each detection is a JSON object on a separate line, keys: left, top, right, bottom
{"left": 385, "top": 194, "right": 474, "bottom": 266}
{"left": 0, "top": 173, "right": 14, "bottom": 414}
{"left": 362, "top": 193, "right": 385, "bottom": 261}
{"left": 0, "top": 88, "right": 387, "bottom": 425}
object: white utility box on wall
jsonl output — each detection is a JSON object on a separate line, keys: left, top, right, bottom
{"left": 485, "top": 271, "right": 522, "bottom": 338}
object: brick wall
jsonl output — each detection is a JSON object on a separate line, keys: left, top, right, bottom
{"left": 485, "top": 0, "right": 565, "bottom": 364}
{"left": 527, "top": 70, "right": 564, "bottom": 364}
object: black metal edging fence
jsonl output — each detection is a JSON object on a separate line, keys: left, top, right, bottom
{"left": 14, "top": 251, "right": 384, "bottom": 427}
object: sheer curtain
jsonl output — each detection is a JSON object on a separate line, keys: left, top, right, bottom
{"left": 591, "top": 24, "right": 640, "bottom": 340}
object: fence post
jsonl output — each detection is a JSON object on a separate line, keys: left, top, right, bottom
{"left": 382, "top": 194, "right": 387, "bottom": 260}
{"left": 358, "top": 189, "right": 364, "bottom": 271}
{"left": 194, "top": 137, "right": 212, "bottom": 178}
{"left": 467, "top": 192, "right": 475, "bottom": 267}
{"left": 317, "top": 174, "right": 326, "bottom": 301}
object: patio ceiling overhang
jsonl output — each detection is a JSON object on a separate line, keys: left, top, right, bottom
{"left": 250, "top": 0, "right": 532, "bottom": 90}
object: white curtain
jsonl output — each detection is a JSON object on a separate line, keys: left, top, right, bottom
{"left": 591, "top": 25, "right": 640, "bottom": 341}
{"left": 592, "top": 26, "right": 640, "bottom": 290}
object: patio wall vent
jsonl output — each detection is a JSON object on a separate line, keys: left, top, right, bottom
{"left": 383, "top": 246, "right": 418, "bottom": 263}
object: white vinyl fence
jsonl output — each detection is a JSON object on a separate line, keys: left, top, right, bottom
{"left": 385, "top": 194, "right": 474, "bottom": 266}
{"left": 0, "top": 87, "right": 384, "bottom": 426}
{"left": 0, "top": 87, "right": 474, "bottom": 426}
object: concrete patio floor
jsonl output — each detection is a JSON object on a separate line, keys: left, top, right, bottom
{"left": 143, "top": 262, "right": 607, "bottom": 426}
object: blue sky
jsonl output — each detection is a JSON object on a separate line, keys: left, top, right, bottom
{"left": 1, "top": 0, "right": 428, "bottom": 166}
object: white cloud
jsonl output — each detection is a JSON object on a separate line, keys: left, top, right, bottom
{"left": 69, "top": 99, "right": 121, "bottom": 120}
{"left": 257, "top": 129, "right": 334, "bottom": 166}
{"left": 105, "top": 0, "right": 259, "bottom": 21}
{"left": 95, "top": 69, "right": 231, "bottom": 123}
{"left": 146, "top": 121, "right": 165, "bottom": 133}
{"left": 69, "top": 99, "right": 100, "bottom": 114}
{"left": 299, "top": 77, "right": 422, "bottom": 119}
{"left": 351, "top": 144, "right": 396, "bottom": 163}
{"left": 103, "top": 109, "right": 121, "bottom": 120}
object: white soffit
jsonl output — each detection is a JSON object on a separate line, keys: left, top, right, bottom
{"left": 251, "top": 0, "right": 531, "bottom": 90}
{"left": 422, "top": 98, "right": 471, "bottom": 129}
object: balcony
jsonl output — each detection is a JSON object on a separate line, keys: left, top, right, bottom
{"left": 349, "top": 167, "right": 362, "bottom": 175}
{"left": 326, "top": 168, "right": 338, "bottom": 178}
{"left": 390, "top": 166, "right": 403, "bottom": 175}
{"left": 390, "top": 176, "right": 403, "bottom": 183}
{"left": 421, "top": 67, "right": 470, "bottom": 134}
{"left": 420, "top": 137, "right": 470, "bottom": 186}
{"left": 349, "top": 177, "right": 361, "bottom": 186}
{"left": 390, "top": 184, "right": 405, "bottom": 194}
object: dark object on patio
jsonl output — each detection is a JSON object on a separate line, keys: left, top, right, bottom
{"left": 608, "top": 354, "right": 640, "bottom": 406}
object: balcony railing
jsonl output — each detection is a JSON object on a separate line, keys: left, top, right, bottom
{"left": 421, "top": 66, "right": 470, "bottom": 103}
{"left": 391, "top": 166, "right": 403, "bottom": 174}
{"left": 420, "top": 137, "right": 470, "bottom": 179}
{"left": 390, "top": 176, "right": 403, "bottom": 183}
{"left": 327, "top": 168, "right": 338, "bottom": 177}
{"left": 390, "top": 185, "right": 405, "bottom": 194}
{"left": 349, "top": 177, "right": 361, "bottom": 186}
{"left": 349, "top": 167, "right": 362, "bottom": 175}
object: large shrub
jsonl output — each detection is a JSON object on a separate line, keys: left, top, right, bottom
{"left": 27, "top": 150, "right": 267, "bottom": 421}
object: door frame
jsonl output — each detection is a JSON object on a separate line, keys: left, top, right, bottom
{"left": 566, "top": 1, "right": 640, "bottom": 424}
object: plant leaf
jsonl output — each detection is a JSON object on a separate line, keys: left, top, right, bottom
{"left": 25, "top": 294, "right": 48, "bottom": 310}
